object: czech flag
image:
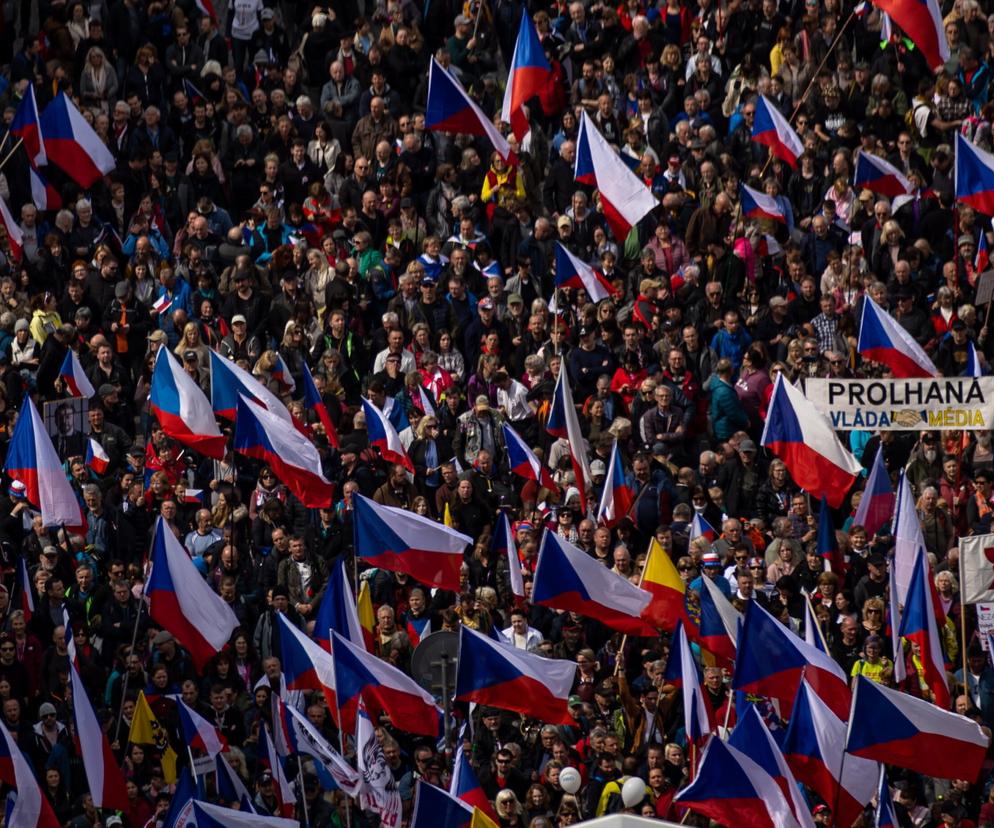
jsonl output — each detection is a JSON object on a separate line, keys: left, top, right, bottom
{"left": 853, "top": 445, "right": 894, "bottom": 537}
{"left": 151, "top": 294, "right": 173, "bottom": 315}
{"left": 966, "top": 340, "right": 984, "bottom": 377}
{"left": 501, "top": 9, "right": 551, "bottom": 140}
{"left": 451, "top": 743, "right": 498, "bottom": 821}
{"left": 0, "top": 195, "right": 23, "bottom": 262}
{"left": 406, "top": 615, "right": 431, "bottom": 647}
{"left": 233, "top": 394, "right": 333, "bottom": 508}
{"left": 898, "top": 546, "right": 951, "bottom": 708}
{"left": 596, "top": 438, "right": 635, "bottom": 527}
{"left": 362, "top": 396, "right": 414, "bottom": 473}
{"left": 194, "top": 0, "right": 217, "bottom": 21}
{"left": 846, "top": 675, "right": 989, "bottom": 780}
{"left": 272, "top": 353, "right": 295, "bottom": 394}
{"left": 956, "top": 133, "right": 994, "bottom": 215}
{"left": 727, "top": 707, "right": 816, "bottom": 828}
{"left": 261, "top": 725, "right": 297, "bottom": 818}
{"left": 760, "top": 375, "right": 861, "bottom": 508}
{"left": 67, "top": 661, "right": 129, "bottom": 810}
{"left": 575, "top": 111, "right": 658, "bottom": 241}
{"left": 276, "top": 612, "right": 338, "bottom": 716}
{"left": 331, "top": 630, "right": 441, "bottom": 737}
{"left": 15, "top": 557, "right": 33, "bottom": 623}
{"left": 641, "top": 538, "right": 688, "bottom": 631}
{"left": 301, "top": 361, "right": 339, "bottom": 448}
{"left": 4, "top": 396, "right": 86, "bottom": 531}
{"left": 412, "top": 781, "right": 473, "bottom": 828}
{"left": 180, "top": 488, "right": 204, "bottom": 504}
{"left": 816, "top": 497, "right": 846, "bottom": 575}
{"left": 174, "top": 695, "right": 228, "bottom": 757}
{"left": 875, "top": 769, "right": 899, "bottom": 828}
{"left": 38, "top": 92, "right": 116, "bottom": 188}
{"left": 870, "top": 0, "right": 948, "bottom": 69}
{"left": 666, "top": 620, "right": 713, "bottom": 742}
{"left": 693, "top": 574, "right": 739, "bottom": 665}
{"left": 11, "top": 84, "right": 46, "bottom": 166}
{"left": 689, "top": 513, "right": 718, "bottom": 543}
{"left": 854, "top": 150, "right": 913, "bottom": 198}
{"left": 802, "top": 591, "right": 829, "bottom": 654}
{"left": 215, "top": 752, "right": 256, "bottom": 812}
{"left": 85, "top": 437, "right": 110, "bottom": 475}
{"left": 29, "top": 165, "right": 61, "bottom": 212}
{"left": 751, "top": 95, "right": 803, "bottom": 169}
{"left": 426, "top": 58, "right": 515, "bottom": 165}
{"left": 144, "top": 516, "right": 239, "bottom": 670}
{"left": 209, "top": 349, "right": 294, "bottom": 423}
{"left": 675, "top": 731, "right": 802, "bottom": 828}
{"left": 781, "top": 678, "right": 878, "bottom": 828}
{"left": 192, "top": 800, "right": 297, "bottom": 827}
{"left": 547, "top": 369, "right": 593, "bottom": 512}
{"left": 858, "top": 297, "right": 939, "bottom": 377}
{"left": 0, "top": 708, "right": 61, "bottom": 828}
{"left": 150, "top": 347, "right": 226, "bottom": 459}
{"left": 353, "top": 494, "right": 470, "bottom": 591}
{"left": 492, "top": 512, "right": 525, "bottom": 603}
{"left": 504, "top": 423, "right": 558, "bottom": 492}
{"left": 733, "top": 599, "right": 851, "bottom": 720}
{"left": 533, "top": 531, "right": 657, "bottom": 636}
{"left": 455, "top": 625, "right": 576, "bottom": 724}
{"left": 555, "top": 242, "right": 615, "bottom": 305}
{"left": 740, "top": 182, "right": 786, "bottom": 223}
{"left": 59, "top": 349, "right": 94, "bottom": 398}
{"left": 314, "top": 558, "right": 369, "bottom": 652}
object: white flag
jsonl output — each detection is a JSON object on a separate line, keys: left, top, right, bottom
{"left": 959, "top": 533, "right": 994, "bottom": 604}
{"left": 357, "top": 700, "right": 402, "bottom": 828}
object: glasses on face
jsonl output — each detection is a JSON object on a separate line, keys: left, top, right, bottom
{"left": 804, "top": 346, "right": 818, "bottom": 353}
{"left": 797, "top": 119, "right": 808, "bottom": 126}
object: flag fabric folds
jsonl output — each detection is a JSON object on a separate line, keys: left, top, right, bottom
{"left": 301, "top": 360, "right": 340, "bottom": 448}
{"left": 11, "top": 84, "right": 46, "bottom": 166}
{"left": 671, "top": 620, "right": 712, "bottom": 742}
{"left": 150, "top": 347, "right": 226, "bottom": 459}
{"left": 694, "top": 573, "right": 739, "bottom": 664}
{"left": 191, "top": 800, "right": 298, "bottom": 828}
{"left": 0, "top": 715, "right": 61, "bottom": 828}
{"left": 0, "top": 195, "right": 23, "bottom": 261}
{"left": 451, "top": 743, "right": 498, "bottom": 820}
{"left": 898, "top": 547, "right": 951, "bottom": 708}
{"left": 37, "top": 92, "right": 116, "bottom": 187}
{"left": 491, "top": 512, "right": 525, "bottom": 602}
{"left": 353, "top": 493, "right": 470, "bottom": 590}
{"left": 129, "top": 690, "right": 178, "bottom": 783}
{"left": 426, "top": 58, "right": 515, "bottom": 164}
{"left": 276, "top": 612, "right": 338, "bottom": 714}
{"left": 174, "top": 695, "right": 228, "bottom": 758}
{"left": 733, "top": 599, "right": 851, "bottom": 720}
{"left": 597, "top": 439, "right": 636, "bottom": 527}
{"left": 144, "top": 516, "right": 239, "bottom": 669}
{"left": 68, "top": 661, "right": 129, "bottom": 810}
{"left": 313, "top": 558, "right": 368, "bottom": 651}
{"left": 853, "top": 445, "right": 894, "bottom": 537}
{"left": 284, "top": 703, "right": 362, "bottom": 795}
{"left": 554, "top": 242, "right": 615, "bottom": 304}
{"left": 751, "top": 95, "right": 804, "bottom": 168}
{"left": 740, "top": 183, "right": 786, "bottom": 223}
{"left": 854, "top": 150, "right": 914, "bottom": 197}
{"left": 85, "top": 437, "right": 110, "bottom": 475}
{"left": 5, "top": 395, "right": 86, "bottom": 530}
{"left": 454, "top": 624, "right": 576, "bottom": 724}
{"left": 59, "top": 349, "right": 94, "bottom": 398}
{"left": 760, "top": 375, "right": 861, "bottom": 508}
{"left": 209, "top": 349, "right": 293, "bottom": 423}
{"left": 500, "top": 9, "right": 551, "bottom": 140}
{"left": 412, "top": 780, "right": 473, "bottom": 828}
{"left": 547, "top": 368, "right": 593, "bottom": 511}
{"left": 574, "top": 111, "right": 658, "bottom": 240}
{"left": 875, "top": 769, "right": 898, "bottom": 828}
{"left": 640, "top": 538, "right": 688, "bottom": 631}
{"left": 846, "top": 675, "right": 989, "bottom": 780}
{"left": 858, "top": 297, "right": 939, "bottom": 378}
{"left": 957, "top": 133, "right": 994, "bottom": 215}
{"left": 362, "top": 396, "right": 415, "bottom": 472}
{"left": 356, "top": 699, "right": 405, "bottom": 826}
{"left": 532, "top": 531, "right": 656, "bottom": 635}
{"left": 503, "top": 423, "right": 558, "bottom": 492}
{"left": 869, "top": 0, "right": 948, "bottom": 69}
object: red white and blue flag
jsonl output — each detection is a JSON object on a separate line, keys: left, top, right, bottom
{"left": 858, "top": 297, "right": 939, "bottom": 377}
{"left": 426, "top": 58, "right": 515, "bottom": 164}
{"left": 209, "top": 350, "right": 294, "bottom": 423}
{"left": 575, "top": 111, "right": 658, "bottom": 241}
{"left": 174, "top": 695, "right": 228, "bottom": 758}
{"left": 870, "top": 0, "right": 948, "bottom": 69}
{"left": 353, "top": 494, "right": 470, "bottom": 591}
{"left": 152, "top": 294, "right": 173, "bottom": 315}
{"left": 85, "top": 437, "right": 110, "bottom": 475}
{"left": 11, "top": 84, "right": 46, "bottom": 166}
{"left": 0, "top": 195, "right": 23, "bottom": 262}
{"left": 554, "top": 242, "right": 615, "bottom": 303}
{"left": 956, "top": 133, "right": 994, "bottom": 215}
{"left": 854, "top": 150, "right": 913, "bottom": 198}
{"left": 689, "top": 512, "right": 719, "bottom": 543}
{"left": 4, "top": 396, "right": 86, "bottom": 531}
{"left": 59, "top": 349, "right": 94, "bottom": 398}
{"left": 0, "top": 707, "right": 61, "bottom": 828}
{"left": 492, "top": 512, "right": 525, "bottom": 602}
{"left": 276, "top": 612, "right": 338, "bottom": 716}
{"left": 150, "top": 347, "right": 226, "bottom": 459}
{"left": 668, "top": 620, "right": 713, "bottom": 742}
{"left": 853, "top": 445, "right": 895, "bottom": 537}
{"left": 313, "top": 558, "right": 369, "bottom": 652}
{"left": 454, "top": 624, "right": 576, "bottom": 724}
{"left": 596, "top": 438, "right": 635, "bottom": 527}
{"left": 261, "top": 725, "right": 296, "bottom": 818}
{"left": 38, "top": 93, "right": 116, "bottom": 187}
{"left": 898, "top": 546, "right": 951, "bottom": 708}
{"left": 362, "top": 396, "right": 414, "bottom": 472}
{"left": 547, "top": 368, "right": 593, "bottom": 512}
{"left": 501, "top": 9, "right": 552, "bottom": 140}
{"left": 233, "top": 394, "right": 333, "bottom": 507}
{"left": 875, "top": 769, "right": 898, "bottom": 828}
{"left": 761, "top": 375, "right": 861, "bottom": 508}
{"left": 29, "top": 166, "right": 60, "bottom": 212}
{"left": 144, "top": 516, "right": 239, "bottom": 669}
{"left": 533, "top": 531, "right": 656, "bottom": 635}
{"left": 301, "top": 360, "right": 340, "bottom": 448}
{"left": 272, "top": 353, "right": 295, "bottom": 394}
{"left": 504, "top": 423, "right": 558, "bottom": 492}
{"left": 694, "top": 574, "right": 739, "bottom": 665}
{"left": 15, "top": 557, "right": 33, "bottom": 623}
{"left": 751, "top": 95, "right": 804, "bottom": 168}
{"left": 740, "top": 182, "right": 786, "bottom": 223}
{"left": 846, "top": 675, "right": 989, "bottom": 779}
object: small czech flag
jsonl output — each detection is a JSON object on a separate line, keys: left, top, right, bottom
{"left": 85, "top": 437, "right": 110, "bottom": 475}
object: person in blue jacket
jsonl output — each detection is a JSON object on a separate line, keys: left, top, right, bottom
{"left": 709, "top": 358, "right": 749, "bottom": 442}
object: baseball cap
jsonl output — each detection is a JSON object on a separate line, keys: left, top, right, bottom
{"left": 98, "top": 383, "right": 117, "bottom": 397}
{"left": 231, "top": 314, "right": 247, "bottom": 325}
{"left": 260, "top": 7, "right": 275, "bottom": 18}
{"left": 8, "top": 480, "right": 26, "bottom": 499}
{"left": 702, "top": 550, "right": 721, "bottom": 567}
{"left": 478, "top": 297, "right": 494, "bottom": 311}
{"left": 568, "top": 695, "right": 583, "bottom": 707}
{"left": 183, "top": 350, "right": 198, "bottom": 362}
{"left": 114, "top": 281, "right": 130, "bottom": 299}
{"left": 152, "top": 630, "right": 174, "bottom": 646}
{"left": 508, "top": 293, "right": 524, "bottom": 305}
{"left": 148, "top": 330, "right": 167, "bottom": 343}
{"left": 739, "top": 438, "right": 757, "bottom": 453}
{"left": 590, "top": 459, "right": 606, "bottom": 476}
{"left": 474, "top": 395, "right": 490, "bottom": 408}
{"left": 557, "top": 215, "right": 572, "bottom": 229}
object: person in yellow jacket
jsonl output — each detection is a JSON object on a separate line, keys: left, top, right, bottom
{"left": 480, "top": 151, "right": 526, "bottom": 214}
{"left": 28, "top": 291, "right": 62, "bottom": 345}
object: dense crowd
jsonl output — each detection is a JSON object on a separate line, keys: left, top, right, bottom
{"left": 0, "top": 0, "right": 994, "bottom": 825}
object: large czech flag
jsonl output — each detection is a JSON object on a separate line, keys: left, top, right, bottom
{"left": 740, "top": 183, "right": 786, "bottom": 223}
{"left": 858, "top": 296, "right": 938, "bottom": 378}
{"left": 751, "top": 95, "right": 803, "bottom": 168}
{"left": 0, "top": 711, "right": 61, "bottom": 828}
{"left": 555, "top": 242, "right": 616, "bottom": 306}
{"left": 59, "top": 349, "right": 94, "bottom": 398}
{"left": 501, "top": 9, "right": 551, "bottom": 140}
{"left": 362, "top": 396, "right": 414, "bottom": 472}
{"left": 276, "top": 613, "right": 338, "bottom": 716}
{"left": 150, "top": 347, "right": 226, "bottom": 459}
{"left": 956, "top": 132, "right": 994, "bottom": 215}
{"left": 854, "top": 150, "right": 913, "bottom": 198}
{"left": 38, "top": 92, "right": 116, "bottom": 187}
{"left": 870, "top": 0, "right": 948, "bottom": 69}
{"left": 209, "top": 349, "right": 293, "bottom": 423}
{"left": 596, "top": 438, "right": 635, "bottom": 527}
{"left": 504, "top": 423, "right": 558, "bottom": 492}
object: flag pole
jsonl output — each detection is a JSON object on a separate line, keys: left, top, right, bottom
{"left": 614, "top": 541, "right": 653, "bottom": 676}
{"left": 297, "top": 761, "right": 311, "bottom": 827}
{"left": 958, "top": 550, "right": 970, "bottom": 698}
{"left": 112, "top": 590, "right": 146, "bottom": 745}
{"left": 0, "top": 137, "right": 23, "bottom": 174}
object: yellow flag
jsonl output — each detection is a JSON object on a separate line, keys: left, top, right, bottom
{"left": 130, "top": 690, "right": 179, "bottom": 783}
{"left": 443, "top": 502, "right": 454, "bottom": 527}
{"left": 471, "top": 807, "right": 500, "bottom": 828}
{"left": 357, "top": 579, "right": 376, "bottom": 645}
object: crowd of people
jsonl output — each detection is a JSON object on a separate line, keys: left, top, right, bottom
{"left": 0, "top": 0, "right": 992, "bottom": 824}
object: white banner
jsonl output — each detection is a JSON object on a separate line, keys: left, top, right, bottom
{"left": 960, "top": 533, "right": 994, "bottom": 604}
{"left": 805, "top": 378, "right": 994, "bottom": 430}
